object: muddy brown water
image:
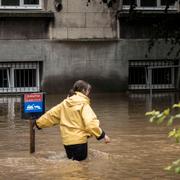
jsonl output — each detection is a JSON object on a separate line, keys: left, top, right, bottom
{"left": 0, "top": 93, "right": 180, "bottom": 180}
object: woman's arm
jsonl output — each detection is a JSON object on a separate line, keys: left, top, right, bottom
{"left": 35, "top": 103, "right": 61, "bottom": 129}
{"left": 81, "top": 104, "right": 110, "bottom": 142}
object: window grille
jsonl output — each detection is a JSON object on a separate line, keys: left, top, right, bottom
{"left": 128, "top": 60, "right": 177, "bottom": 90}
{"left": 141, "top": 0, "right": 157, "bottom": 7}
{"left": 122, "top": 0, "right": 177, "bottom": 10}
{"left": 0, "top": 68, "right": 9, "bottom": 88}
{"left": 161, "top": 0, "right": 176, "bottom": 6}
{"left": 0, "top": 0, "right": 41, "bottom": 9}
{"left": 14, "top": 69, "right": 36, "bottom": 88}
{"left": 0, "top": 62, "right": 41, "bottom": 93}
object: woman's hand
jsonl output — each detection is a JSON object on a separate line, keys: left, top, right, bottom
{"left": 104, "top": 135, "right": 110, "bottom": 144}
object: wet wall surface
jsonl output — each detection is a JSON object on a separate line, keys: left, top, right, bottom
{"left": 0, "top": 93, "right": 180, "bottom": 179}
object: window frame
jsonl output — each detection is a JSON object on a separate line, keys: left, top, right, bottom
{"left": 0, "top": 62, "right": 40, "bottom": 93}
{"left": 0, "top": 0, "right": 42, "bottom": 10}
{"left": 0, "top": 68, "right": 10, "bottom": 88}
{"left": 128, "top": 60, "right": 176, "bottom": 90}
{"left": 122, "top": 0, "right": 177, "bottom": 10}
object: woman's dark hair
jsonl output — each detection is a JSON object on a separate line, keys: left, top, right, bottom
{"left": 68, "top": 80, "right": 91, "bottom": 97}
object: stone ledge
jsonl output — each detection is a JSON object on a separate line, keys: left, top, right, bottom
{"left": 118, "top": 10, "right": 180, "bottom": 19}
{"left": 50, "top": 38, "right": 119, "bottom": 42}
{"left": 0, "top": 10, "right": 54, "bottom": 18}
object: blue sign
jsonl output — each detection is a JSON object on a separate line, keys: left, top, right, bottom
{"left": 24, "top": 102, "right": 43, "bottom": 113}
{"left": 22, "top": 93, "right": 45, "bottom": 120}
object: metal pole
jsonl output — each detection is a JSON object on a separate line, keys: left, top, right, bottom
{"left": 149, "top": 68, "right": 152, "bottom": 98}
{"left": 30, "top": 120, "right": 35, "bottom": 153}
{"left": 148, "top": 67, "right": 152, "bottom": 111}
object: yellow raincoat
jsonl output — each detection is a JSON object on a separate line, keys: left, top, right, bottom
{"left": 36, "top": 92, "right": 104, "bottom": 145}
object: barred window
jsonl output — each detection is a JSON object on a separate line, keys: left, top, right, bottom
{"left": 122, "top": 0, "right": 131, "bottom": 5}
{"left": 24, "top": 0, "right": 39, "bottom": 5}
{"left": 161, "top": 0, "right": 176, "bottom": 6}
{"left": 0, "top": 0, "right": 41, "bottom": 9}
{"left": 128, "top": 60, "right": 176, "bottom": 90}
{"left": 0, "top": 69, "right": 9, "bottom": 88}
{"left": 140, "top": 0, "right": 157, "bottom": 7}
{"left": 2, "top": 0, "right": 19, "bottom": 6}
{"left": 123, "top": 0, "right": 176, "bottom": 9}
{"left": 14, "top": 69, "right": 36, "bottom": 88}
{"left": 0, "top": 62, "right": 41, "bottom": 93}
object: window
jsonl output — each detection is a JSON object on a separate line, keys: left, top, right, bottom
{"left": 128, "top": 60, "right": 176, "bottom": 90}
{"left": 161, "top": 0, "right": 176, "bottom": 6}
{"left": 129, "top": 66, "right": 146, "bottom": 85}
{"left": 0, "top": 68, "right": 9, "bottom": 88}
{"left": 24, "top": 0, "right": 39, "bottom": 5}
{"left": 2, "top": 0, "right": 19, "bottom": 6}
{"left": 152, "top": 68, "right": 172, "bottom": 85}
{"left": 14, "top": 69, "right": 36, "bottom": 88}
{"left": 123, "top": 0, "right": 131, "bottom": 5}
{"left": 0, "top": 62, "right": 41, "bottom": 93}
{"left": 0, "top": 0, "right": 41, "bottom": 9}
{"left": 122, "top": 0, "right": 176, "bottom": 10}
{"left": 141, "top": 0, "right": 157, "bottom": 7}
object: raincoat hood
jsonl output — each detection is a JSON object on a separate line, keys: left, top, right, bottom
{"left": 65, "top": 92, "right": 90, "bottom": 107}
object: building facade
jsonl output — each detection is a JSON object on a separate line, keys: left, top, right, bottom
{"left": 0, "top": 0, "right": 179, "bottom": 93}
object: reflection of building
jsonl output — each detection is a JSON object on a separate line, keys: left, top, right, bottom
{"left": 0, "top": 96, "right": 21, "bottom": 120}
{"left": 128, "top": 92, "right": 179, "bottom": 116}
{"left": 0, "top": 0, "right": 179, "bottom": 93}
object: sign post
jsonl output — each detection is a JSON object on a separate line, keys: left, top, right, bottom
{"left": 21, "top": 93, "right": 45, "bottom": 153}
{"left": 30, "top": 120, "right": 35, "bottom": 153}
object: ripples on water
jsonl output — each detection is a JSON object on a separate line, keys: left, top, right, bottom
{"left": 0, "top": 93, "right": 180, "bottom": 179}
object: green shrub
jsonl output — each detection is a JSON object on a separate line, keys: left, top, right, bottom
{"left": 146, "top": 103, "right": 180, "bottom": 174}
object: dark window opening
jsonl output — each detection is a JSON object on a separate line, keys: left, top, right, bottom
{"left": 161, "top": 0, "right": 175, "bottom": 5}
{"left": 123, "top": 0, "right": 176, "bottom": 8}
{"left": 123, "top": 0, "right": 132, "bottom": 5}
{"left": 0, "top": 62, "right": 40, "bottom": 93}
{"left": 140, "top": 0, "right": 157, "bottom": 7}
{"left": 128, "top": 60, "right": 176, "bottom": 90}
{"left": 152, "top": 68, "right": 172, "bottom": 85}
{"left": 0, "top": 69, "right": 8, "bottom": 88}
{"left": 24, "top": 0, "right": 39, "bottom": 5}
{"left": 14, "top": 69, "right": 36, "bottom": 88}
{"left": 129, "top": 66, "right": 146, "bottom": 84}
{"left": 2, "top": 0, "right": 19, "bottom": 6}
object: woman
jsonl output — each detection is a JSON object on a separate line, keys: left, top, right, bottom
{"left": 35, "top": 80, "right": 110, "bottom": 161}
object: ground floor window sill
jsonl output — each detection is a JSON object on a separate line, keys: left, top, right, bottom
{"left": 0, "top": 10, "right": 54, "bottom": 18}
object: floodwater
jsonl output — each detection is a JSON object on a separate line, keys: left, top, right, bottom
{"left": 0, "top": 93, "right": 180, "bottom": 180}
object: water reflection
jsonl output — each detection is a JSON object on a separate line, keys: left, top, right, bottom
{"left": 0, "top": 96, "right": 21, "bottom": 130}
{"left": 0, "top": 93, "right": 180, "bottom": 179}
{"left": 0, "top": 96, "right": 21, "bottom": 118}
{"left": 129, "top": 92, "right": 180, "bottom": 114}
